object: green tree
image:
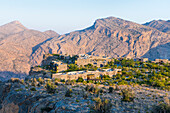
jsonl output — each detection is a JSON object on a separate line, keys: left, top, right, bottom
{"left": 77, "top": 77, "right": 84, "bottom": 82}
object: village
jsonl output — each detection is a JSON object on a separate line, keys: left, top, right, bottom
{"left": 30, "top": 53, "right": 170, "bottom": 85}
{"left": 4, "top": 53, "right": 170, "bottom": 113}
{"left": 39, "top": 54, "right": 124, "bottom": 81}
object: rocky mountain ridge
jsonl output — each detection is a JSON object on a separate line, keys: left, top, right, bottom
{"left": 31, "top": 17, "right": 170, "bottom": 61}
{"left": 143, "top": 20, "right": 170, "bottom": 34}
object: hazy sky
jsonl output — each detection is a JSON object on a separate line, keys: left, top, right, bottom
{"left": 0, "top": 0, "right": 169, "bottom": 34}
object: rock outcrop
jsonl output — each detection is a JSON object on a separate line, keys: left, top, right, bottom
{"left": 0, "top": 78, "right": 169, "bottom": 113}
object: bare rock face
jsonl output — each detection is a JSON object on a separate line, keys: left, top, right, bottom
{"left": 0, "top": 102, "right": 19, "bottom": 113}
{"left": 143, "top": 20, "right": 170, "bottom": 34}
{"left": 0, "top": 17, "right": 169, "bottom": 81}
{"left": 32, "top": 17, "right": 170, "bottom": 60}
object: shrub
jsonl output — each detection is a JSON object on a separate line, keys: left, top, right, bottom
{"left": 41, "top": 107, "right": 53, "bottom": 112}
{"left": 37, "top": 77, "right": 44, "bottom": 84}
{"left": 83, "top": 81, "right": 87, "bottom": 85}
{"left": 31, "top": 78, "right": 37, "bottom": 86}
{"left": 121, "top": 88, "right": 135, "bottom": 102}
{"left": 86, "top": 85, "right": 99, "bottom": 94}
{"left": 115, "top": 85, "right": 120, "bottom": 91}
{"left": 65, "top": 80, "right": 75, "bottom": 85}
{"left": 60, "top": 79, "right": 65, "bottom": 82}
{"left": 77, "top": 77, "right": 84, "bottom": 82}
{"left": 109, "top": 87, "right": 114, "bottom": 93}
{"left": 92, "top": 87, "right": 99, "bottom": 94}
{"left": 76, "top": 99, "right": 80, "bottom": 102}
{"left": 65, "top": 89, "right": 72, "bottom": 97}
{"left": 99, "top": 89, "right": 104, "bottom": 93}
{"left": 85, "top": 85, "right": 91, "bottom": 91}
{"left": 87, "top": 80, "right": 93, "bottom": 83}
{"left": 30, "top": 87, "right": 37, "bottom": 91}
{"left": 55, "top": 81, "right": 58, "bottom": 85}
{"left": 83, "top": 93, "right": 88, "bottom": 99}
{"left": 20, "top": 79, "right": 25, "bottom": 84}
{"left": 90, "top": 97, "right": 112, "bottom": 113}
{"left": 118, "top": 80, "right": 128, "bottom": 85}
{"left": 152, "top": 103, "right": 170, "bottom": 113}
{"left": 54, "top": 78, "right": 60, "bottom": 82}
{"left": 15, "top": 88, "right": 23, "bottom": 92}
{"left": 45, "top": 81, "right": 56, "bottom": 94}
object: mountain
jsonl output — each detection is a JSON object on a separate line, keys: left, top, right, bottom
{"left": 0, "top": 21, "right": 59, "bottom": 81}
{"left": 44, "top": 30, "right": 59, "bottom": 37}
{"left": 143, "top": 20, "right": 170, "bottom": 34}
{"left": 31, "top": 17, "right": 170, "bottom": 60}
{"left": 0, "top": 17, "right": 169, "bottom": 81}
{"left": 0, "top": 21, "right": 27, "bottom": 41}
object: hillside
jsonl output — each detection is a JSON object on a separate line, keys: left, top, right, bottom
{"left": 0, "top": 17, "right": 169, "bottom": 81}
{"left": 0, "top": 78, "right": 169, "bottom": 113}
{"left": 32, "top": 17, "right": 170, "bottom": 61}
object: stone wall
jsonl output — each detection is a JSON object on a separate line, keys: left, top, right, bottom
{"left": 76, "top": 58, "right": 90, "bottom": 66}
{"left": 76, "top": 56, "right": 113, "bottom": 67}
{"left": 52, "top": 69, "right": 120, "bottom": 81}
{"left": 57, "top": 64, "right": 68, "bottom": 72}
{"left": 152, "top": 59, "right": 169, "bottom": 63}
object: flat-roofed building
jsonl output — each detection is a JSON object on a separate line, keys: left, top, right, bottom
{"left": 50, "top": 60, "right": 67, "bottom": 72}
{"left": 152, "top": 59, "right": 169, "bottom": 64}
{"left": 76, "top": 54, "right": 113, "bottom": 67}
{"left": 136, "top": 58, "right": 148, "bottom": 62}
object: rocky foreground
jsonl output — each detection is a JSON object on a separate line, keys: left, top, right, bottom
{"left": 0, "top": 76, "right": 169, "bottom": 113}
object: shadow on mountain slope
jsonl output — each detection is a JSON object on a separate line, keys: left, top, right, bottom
{"left": 0, "top": 71, "right": 27, "bottom": 81}
{"left": 142, "top": 42, "right": 170, "bottom": 60}
{"left": 31, "top": 37, "right": 55, "bottom": 56}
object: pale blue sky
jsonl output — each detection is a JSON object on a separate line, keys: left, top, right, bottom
{"left": 0, "top": 0, "right": 169, "bottom": 34}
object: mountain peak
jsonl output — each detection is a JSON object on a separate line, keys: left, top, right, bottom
{"left": 44, "top": 30, "right": 59, "bottom": 37}
{"left": 2, "top": 20, "right": 26, "bottom": 28}
{"left": 93, "top": 16, "right": 121, "bottom": 28}
{"left": 4, "top": 20, "right": 26, "bottom": 28}
{"left": 93, "top": 16, "right": 142, "bottom": 32}
{"left": 10, "top": 20, "right": 22, "bottom": 25}
{"left": 0, "top": 20, "right": 27, "bottom": 35}
{"left": 143, "top": 19, "right": 170, "bottom": 34}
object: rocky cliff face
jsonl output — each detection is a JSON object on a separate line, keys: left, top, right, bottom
{"left": 32, "top": 17, "right": 170, "bottom": 60}
{"left": 0, "top": 17, "right": 169, "bottom": 81}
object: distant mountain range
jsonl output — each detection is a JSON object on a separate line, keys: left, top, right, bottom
{"left": 0, "top": 17, "right": 169, "bottom": 81}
